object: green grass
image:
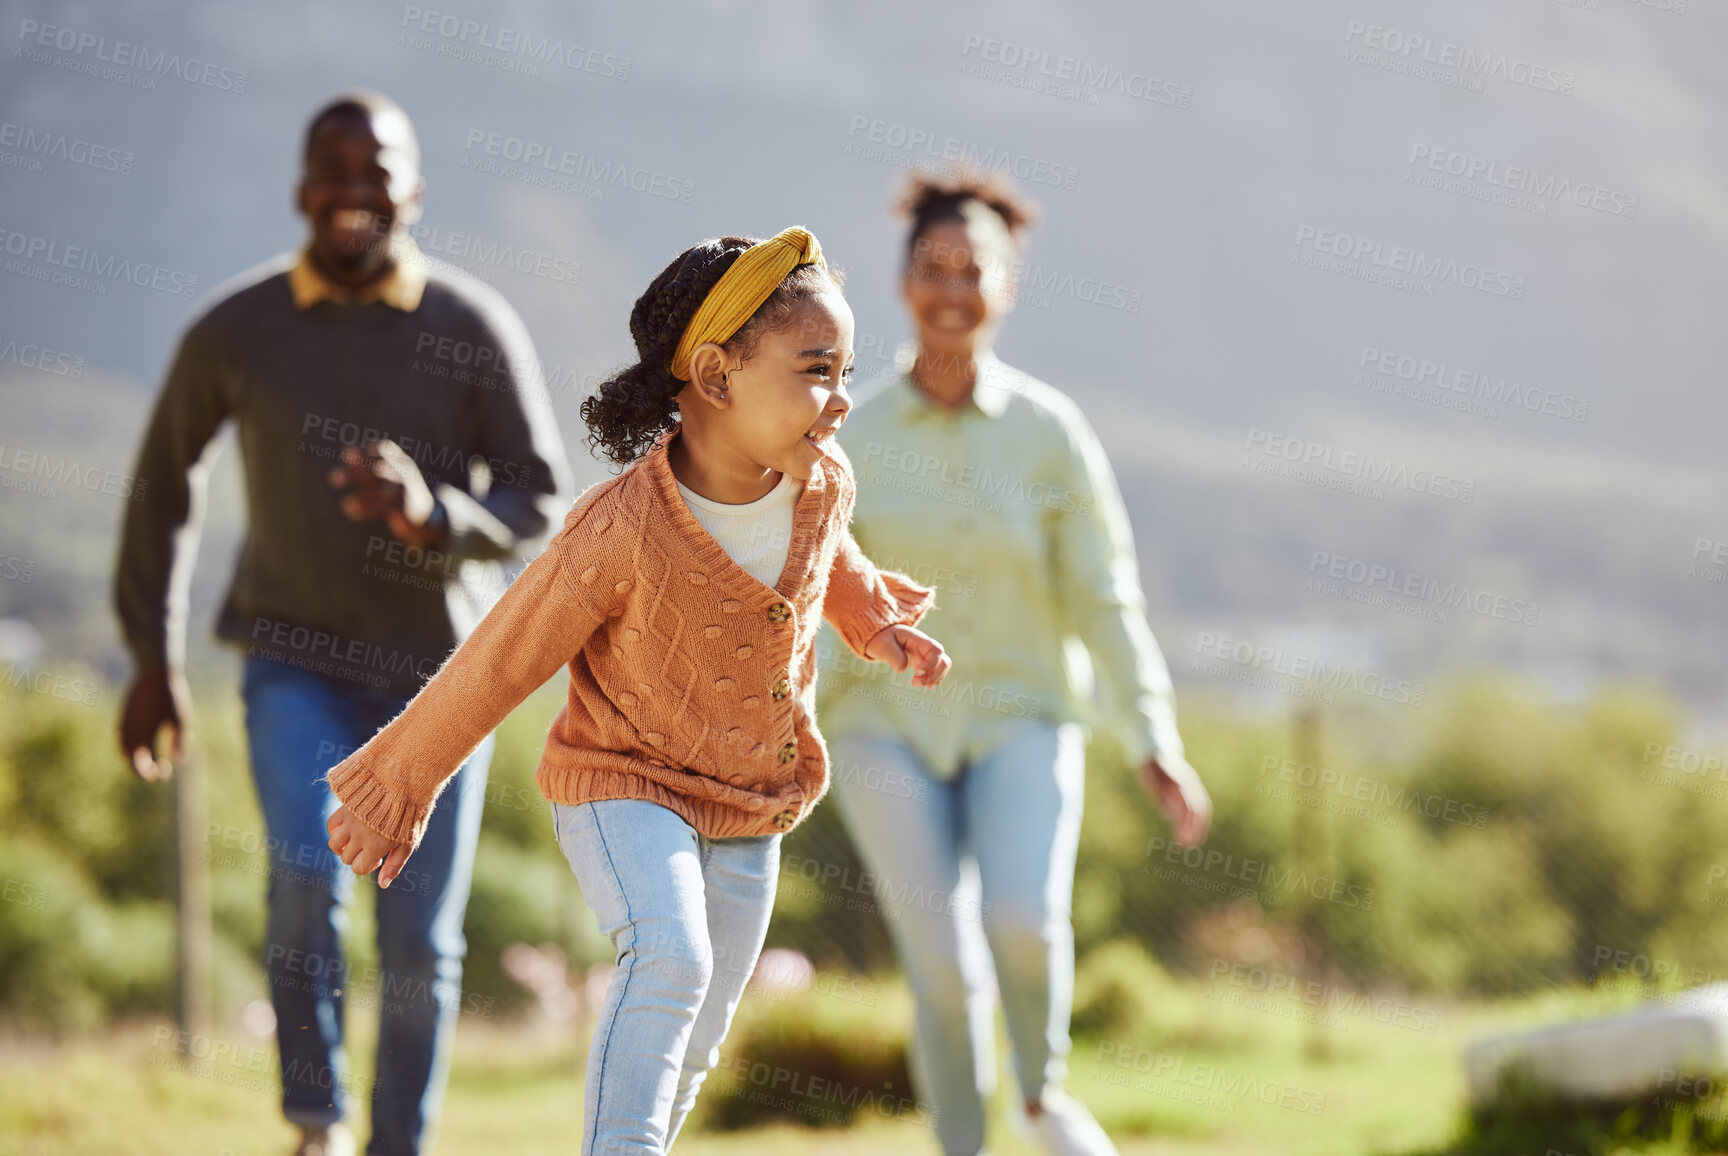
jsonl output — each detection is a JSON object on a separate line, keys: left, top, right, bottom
{"left": 4, "top": 976, "right": 1708, "bottom": 1156}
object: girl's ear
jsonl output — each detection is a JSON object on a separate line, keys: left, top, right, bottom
{"left": 684, "top": 341, "right": 733, "bottom": 409}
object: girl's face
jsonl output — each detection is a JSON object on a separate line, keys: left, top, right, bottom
{"left": 901, "top": 207, "right": 1017, "bottom": 358}
{"left": 713, "top": 289, "right": 856, "bottom": 482}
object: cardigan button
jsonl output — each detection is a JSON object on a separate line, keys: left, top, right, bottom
{"left": 777, "top": 742, "right": 797, "bottom": 764}
{"left": 771, "top": 677, "right": 791, "bottom": 700}
{"left": 767, "top": 602, "right": 791, "bottom": 623}
{"left": 771, "top": 808, "right": 797, "bottom": 831}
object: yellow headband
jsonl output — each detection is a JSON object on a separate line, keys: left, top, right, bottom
{"left": 669, "top": 226, "right": 827, "bottom": 382}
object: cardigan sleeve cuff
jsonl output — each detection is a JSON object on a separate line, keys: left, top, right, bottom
{"left": 833, "top": 570, "right": 937, "bottom": 659}
{"left": 326, "top": 757, "right": 437, "bottom": 849}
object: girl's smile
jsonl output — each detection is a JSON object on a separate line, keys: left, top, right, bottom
{"left": 803, "top": 421, "right": 842, "bottom": 458}
{"left": 673, "top": 289, "right": 856, "bottom": 500}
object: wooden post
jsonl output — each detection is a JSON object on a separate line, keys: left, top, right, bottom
{"left": 174, "top": 751, "right": 213, "bottom": 1047}
{"left": 1292, "top": 705, "right": 1329, "bottom": 1060}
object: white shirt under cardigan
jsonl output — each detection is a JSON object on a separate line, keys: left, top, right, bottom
{"left": 676, "top": 472, "right": 804, "bottom": 588}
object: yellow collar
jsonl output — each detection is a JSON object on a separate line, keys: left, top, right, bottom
{"left": 289, "top": 237, "right": 427, "bottom": 311}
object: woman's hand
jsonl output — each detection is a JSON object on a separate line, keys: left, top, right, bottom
{"left": 326, "top": 805, "right": 414, "bottom": 888}
{"left": 864, "top": 624, "right": 952, "bottom": 688}
{"left": 1139, "top": 752, "right": 1212, "bottom": 847}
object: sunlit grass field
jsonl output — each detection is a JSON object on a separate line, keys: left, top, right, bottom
{"left": 0, "top": 976, "right": 1669, "bottom": 1156}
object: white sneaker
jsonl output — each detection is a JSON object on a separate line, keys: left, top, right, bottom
{"left": 1027, "top": 1089, "right": 1119, "bottom": 1156}
{"left": 293, "top": 1122, "right": 357, "bottom": 1156}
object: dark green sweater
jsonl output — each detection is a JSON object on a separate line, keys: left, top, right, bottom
{"left": 115, "top": 253, "right": 574, "bottom": 694}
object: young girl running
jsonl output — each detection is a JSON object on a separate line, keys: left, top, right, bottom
{"left": 323, "top": 226, "right": 950, "bottom": 1153}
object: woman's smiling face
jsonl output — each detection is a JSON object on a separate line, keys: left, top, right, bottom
{"left": 902, "top": 204, "right": 1018, "bottom": 358}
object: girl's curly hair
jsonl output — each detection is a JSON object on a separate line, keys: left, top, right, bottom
{"left": 580, "top": 236, "right": 841, "bottom": 466}
{"left": 895, "top": 168, "right": 1040, "bottom": 263}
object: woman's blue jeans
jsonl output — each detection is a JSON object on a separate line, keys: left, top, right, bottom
{"left": 828, "top": 721, "right": 1087, "bottom": 1156}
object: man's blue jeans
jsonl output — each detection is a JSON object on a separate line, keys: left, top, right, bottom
{"left": 241, "top": 654, "right": 493, "bottom": 1156}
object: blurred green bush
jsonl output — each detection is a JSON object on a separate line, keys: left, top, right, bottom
{"left": 0, "top": 683, "right": 175, "bottom": 1029}
{"left": 5, "top": 669, "right": 1728, "bottom": 1033}
{"left": 1075, "top": 677, "right": 1728, "bottom": 997}
{"left": 692, "top": 983, "right": 921, "bottom": 1131}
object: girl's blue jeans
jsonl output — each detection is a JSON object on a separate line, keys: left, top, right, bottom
{"left": 552, "top": 798, "right": 781, "bottom": 1155}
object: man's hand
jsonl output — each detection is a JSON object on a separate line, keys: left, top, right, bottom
{"left": 863, "top": 624, "right": 951, "bottom": 688}
{"left": 326, "top": 805, "right": 414, "bottom": 888}
{"left": 119, "top": 664, "right": 190, "bottom": 782}
{"left": 1139, "top": 752, "right": 1212, "bottom": 847}
{"left": 328, "top": 439, "right": 445, "bottom": 548}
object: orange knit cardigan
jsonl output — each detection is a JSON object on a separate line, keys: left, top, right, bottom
{"left": 327, "top": 425, "right": 936, "bottom": 845}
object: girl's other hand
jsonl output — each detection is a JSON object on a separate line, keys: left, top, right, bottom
{"left": 326, "top": 804, "right": 414, "bottom": 888}
{"left": 1139, "top": 753, "right": 1213, "bottom": 847}
{"left": 864, "top": 624, "right": 952, "bottom": 687}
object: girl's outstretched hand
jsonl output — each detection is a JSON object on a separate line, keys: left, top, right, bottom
{"left": 326, "top": 805, "right": 414, "bottom": 888}
{"left": 864, "top": 624, "right": 952, "bottom": 688}
{"left": 1139, "top": 752, "right": 1213, "bottom": 847}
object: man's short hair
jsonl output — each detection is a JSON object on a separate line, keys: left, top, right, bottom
{"left": 303, "top": 90, "right": 420, "bottom": 168}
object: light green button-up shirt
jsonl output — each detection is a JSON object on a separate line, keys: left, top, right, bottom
{"left": 816, "top": 351, "right": 1184, "bottom": 779}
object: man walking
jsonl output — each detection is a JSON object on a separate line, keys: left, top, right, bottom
{"left": 115, "top": 91, "right": 572, "bottom": 1156}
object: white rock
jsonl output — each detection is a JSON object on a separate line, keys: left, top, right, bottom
{"left": 1465, "top": 983, "right": 1728, "bottom": 1106}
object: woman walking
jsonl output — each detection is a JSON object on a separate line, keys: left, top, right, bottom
{"left": 817, "top": 175, "right": 1212, "bottom": 1156}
